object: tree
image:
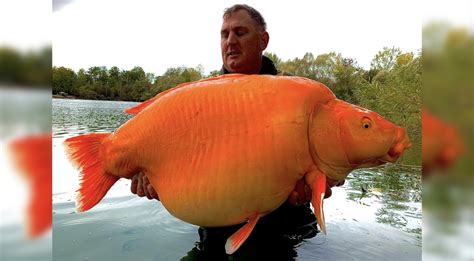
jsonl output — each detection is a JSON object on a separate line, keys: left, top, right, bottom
{"left": 332, "top": 57, "right": 363, "bottom": 104}
{"left": 356, "top": 54, "right": 422, "bottom": 165}
{"left": 53, "top": 66, "right": 76, "bottom": 94}
{"left": 370, "top": 47, "right": 402, "bottom": 71}
{"left": 152, "top": 66, "right": 203, "bottom": 96}
{"left": 0, "top": 46, "right": 52, "bottom": 87}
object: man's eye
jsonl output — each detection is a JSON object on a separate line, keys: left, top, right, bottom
{"left": 221, "top": 32, "right": 229, "bottom": 38}
{"left": 236, "top": 30, "right": 246, "bottom": 36}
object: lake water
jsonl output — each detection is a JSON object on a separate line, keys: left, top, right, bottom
{"left": 52, "top": 98, "right": 422, "bottom": 260}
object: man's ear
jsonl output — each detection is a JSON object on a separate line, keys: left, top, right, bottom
{"left": 260, "top": 31, "right": 269, "bottom": 50}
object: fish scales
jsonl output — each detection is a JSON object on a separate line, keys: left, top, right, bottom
{"left": 65, "top": 75, "right": 412, "bottom": 253}
{"left": 107, "top": 76, "right": 320, "bottom": 226}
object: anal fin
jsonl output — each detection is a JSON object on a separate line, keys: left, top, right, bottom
{"left": 225, "top": 214, "right": 261, "bottom": 255}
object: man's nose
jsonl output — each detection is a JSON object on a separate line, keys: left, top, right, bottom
{"left": 227, "top": 32, "right": 237, "bottom": 45}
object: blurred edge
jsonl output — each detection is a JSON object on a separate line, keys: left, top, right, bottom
{"left": 1, "top": 1, "right": 52, "bottom": 259}
{"left": 422, "top": 0, "right": 474, "bottom": 260}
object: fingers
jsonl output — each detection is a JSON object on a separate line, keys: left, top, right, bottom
{"left": 324, "top": 184, "right": 332, "bottom": 199}
{"left": 288, "top": 191, "right": 298, "bottom": 206}
{"left": 294, "top": 180, "right": 306, "bottom": 205}
{"left": 288, "top": 177, "right": 345, "bottom": 204}
{"left": 141, "top": 176, "right": 155, "bottom": 200}
{"left": 131, "top": 172, "right": 159, "bottom": 200}
{"left": 304, "top": 184, "right": 312, "bottom": 202}
{"left": 147, "top": 184, "right": 159, "bottom": 200}
{"left": 131, "top": 174, "right": 138, "bottom": 194}
{"left": 322, "top": 178, "right": 345, "bottom": 199}
{"left": 287, "top": 179, "right": 313, "bottom": 206}
{"left": 136, "top": 174, "right": 145, "bottom": 197}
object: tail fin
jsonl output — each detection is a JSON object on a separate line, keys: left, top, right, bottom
{"left": 9, "top": 133, "right": 52, "bottom": 238}
{"left": 64, "top": 133, "right": 119, "bottom": 212}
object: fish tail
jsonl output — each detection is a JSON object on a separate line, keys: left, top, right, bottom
{"left": 28, "top": 178, "right": 52, "bottom": 237}
{"left": 9, "top": 133, "right": 52, "bottom": 238}
{"left": 64, "top": 133, "right": 119, "bottom": 212}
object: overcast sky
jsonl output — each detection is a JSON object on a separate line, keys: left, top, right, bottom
{"left": 49, "top": 0, "right": 426, "bottom": 75}
{"left": 2, "top": 0, "right": 471, "bottom": 76}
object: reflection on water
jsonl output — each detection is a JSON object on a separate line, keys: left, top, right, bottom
{"left": 52, "top": 99, "right": 422, "bottom": 260}
{"left": 346, "top": 165, "right": 422, "bottom": 238}
{"left": 53, "top": 99, "right": 137, "bottom": 138}
{"left": 423, "top": 175, "right": 474, "bottom": 261}
{"left": 1, "top": 88, "right": 52, "bottom": 260}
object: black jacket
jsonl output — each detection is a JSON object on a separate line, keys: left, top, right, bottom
{"left": 220, "top": 55, "right": 279, "bottom": 76}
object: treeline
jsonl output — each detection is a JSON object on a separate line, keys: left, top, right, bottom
{"left": 53, "top": 65, "right": 203, "bottom": 101}
{"left": 53, "top": 47, "right": 421, "bottom": 164}
{"left": 0, "top": 46, "right": 52, "bottom": 87}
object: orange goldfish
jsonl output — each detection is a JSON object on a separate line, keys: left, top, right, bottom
{"left": 422, "top": 109, "right": 464, "bottom": 177}
{"left": 9, "top": 133, "right": 52, "bottom": 238}
{"left": 64, "top": 74, "right": 410, "bottom": 254}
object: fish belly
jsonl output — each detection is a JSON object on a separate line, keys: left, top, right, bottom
{"left": 111, "top": 75, "right": 330, "bottom": 226}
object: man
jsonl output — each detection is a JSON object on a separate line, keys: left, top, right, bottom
{"left": 131, "top": 4, "right": 337, "bottom": 256}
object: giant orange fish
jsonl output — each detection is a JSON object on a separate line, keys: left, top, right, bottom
{"left": 422, "top": 109, "right": 464, "bottom": 177}
{"left": 64, "top": 74, "right": 411, "bottom": 254}
{"left": 9, "top": 133, "right": 52, "bottom": 238}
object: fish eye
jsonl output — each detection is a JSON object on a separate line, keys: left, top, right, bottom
{"left": 362, "top": 118, "right": 372, "bottom": 129}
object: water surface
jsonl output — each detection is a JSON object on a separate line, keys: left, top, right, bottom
{"left": 52, "top": 98, "right": 422, "bottom": 260}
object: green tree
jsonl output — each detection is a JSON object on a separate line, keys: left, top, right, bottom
{"left": 356, "top": 53, "right": 421, "bottom": 165}
{"left": 332, "top": 57, "right": 363, "bottom": 104}
{"left": 152, "top": 66, "right": 203, "bottom": 96}
{"left": 370, "top": 47, "right": 402, "bottom": 71}
{"left": 53, "top": 66, "right": 77, "bottom": 94}
{"left": 264, "top": 52, "right": 282, "bottom": 69}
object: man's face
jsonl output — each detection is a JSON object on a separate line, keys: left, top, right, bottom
{"left": 221, "top": 10, "right": 269, "bottom": 74}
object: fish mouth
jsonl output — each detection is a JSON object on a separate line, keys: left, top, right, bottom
{"left": 380, "top": 131, "right": 412, "bottom": 163}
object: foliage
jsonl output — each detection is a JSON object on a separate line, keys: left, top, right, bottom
{"left": 52, "top": 47, "right": 421, "bottom": 165}
{"left": 355, "top": 52, "right": 421, "bottom": 165}
{"left": 423, "top": 23, "right": 474, "bottom": 175}
{"left": 52, "top": 65, "right": 203, "bottom": 102}
{"left": 0, "top": 46, "right": 52, "bottom": 87}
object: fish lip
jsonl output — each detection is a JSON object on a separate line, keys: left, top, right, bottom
{"left": 380, "top": 152, "right": 400, "bottom": 164}
{"left": 378, "top": 157, "right": 395, "bottom": 164}
{"left": 382, "top": 135, "right": 411, "bottom": 163}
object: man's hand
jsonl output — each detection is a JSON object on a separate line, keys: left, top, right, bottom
{"left": 287, "top": 178, "right": 345, "bottom": 206}
{"left": 130, "top": 172, "right": 159, "bottom": 200}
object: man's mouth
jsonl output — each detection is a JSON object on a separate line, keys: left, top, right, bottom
{"left": 227, "top": 51, "right": 240, "bottom": 57}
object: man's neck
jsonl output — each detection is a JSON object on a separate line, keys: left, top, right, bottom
{"left": 221, "top": 56, "right": 277, "bottom": 76}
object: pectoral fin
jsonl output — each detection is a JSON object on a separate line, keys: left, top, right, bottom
{"left": 225, "top": 214, "right": 261, "bottom": 255}
{"left": 306, "top": 169, "right": 327, "bottom": 234}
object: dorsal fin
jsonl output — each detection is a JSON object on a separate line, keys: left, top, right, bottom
{"left": 124, "top": 74, "right": 244, "bottom": 115}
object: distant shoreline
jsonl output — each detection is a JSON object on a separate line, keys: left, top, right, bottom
{"left": 52, "top": 94, "right": 76, "bottom": 99}
{"left": 52, "top": 95, "right": 138, "bottom": 103}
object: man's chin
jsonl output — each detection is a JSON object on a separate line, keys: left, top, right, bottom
{"left": 226, "top": 59, "right": 243, "bottom": 71}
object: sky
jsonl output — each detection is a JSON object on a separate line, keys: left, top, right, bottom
{"left": 1, "top": 0, "right": 472, "bottom": 76}
{"left": 49, "top": 0, "right": 426, "bottom": 76}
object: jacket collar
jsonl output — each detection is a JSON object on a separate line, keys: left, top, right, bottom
{"left": 221, "top": 56, "right": 277, "bottom": 76}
